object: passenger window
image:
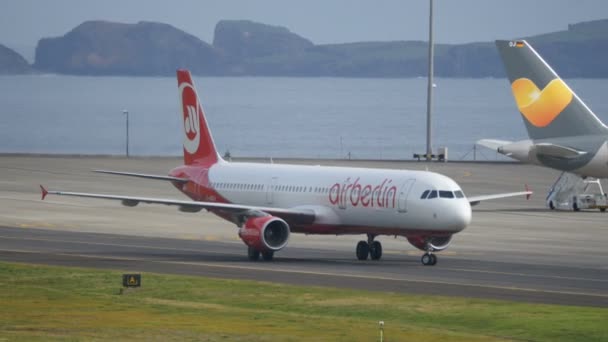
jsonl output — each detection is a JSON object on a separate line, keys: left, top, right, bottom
{"left": 454, "top": 190, "right": 464, "bottom": 198}
{"left": 420, "top": 190, "right": 430, "bottom": 199}
{"left": 428, "top": 190, "right": 438, "bottom": 199}
{"left": 439, "top": 190, "right": 454, "bottom": 199}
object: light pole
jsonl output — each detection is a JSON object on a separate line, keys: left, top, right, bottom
{"left": 123, "top": 109, "right": 129, "bottom": 157}
{"left": 426, "top": 0, "right": 434, "bottom": 161}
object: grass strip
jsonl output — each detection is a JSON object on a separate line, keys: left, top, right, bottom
{"left": 0, "top": 261, "right": 606, "bottom": 341}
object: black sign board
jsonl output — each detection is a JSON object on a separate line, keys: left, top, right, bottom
{"left": 122, "top": 274, "right": 141, "bottom": 288}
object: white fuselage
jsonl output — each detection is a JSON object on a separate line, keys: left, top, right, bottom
{"left": 204, "top": 162, "right": 472, "bottom": 235}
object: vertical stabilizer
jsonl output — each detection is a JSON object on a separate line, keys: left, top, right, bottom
{"left": 176, "top": 69, "right": 222, "bottom": 166}
{"left": 496, "top": 40, "right": 608, "bottom": 140}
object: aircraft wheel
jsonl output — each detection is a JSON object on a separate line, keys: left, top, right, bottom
{"left": 369, "top": 241, "right": 383, "bottom": 260}
{"left": 600, "top": 208, "right": 606, "bottom": 212}
{"left": 261, "top": 251, "right": 274, "bottom": 261}
{"left": 549, "top": 201, "right": 555, "bottom": 210}
{"left": 421, "top": 253, "right": 435, "bottom": 266}
{"left": 247, "top": 246, "right": 260, "bottom": 261}
{"left": 356, "top": 240, "right": 369, "bottom": 260}
{"left": 573, "top": 201, "right": 580, "bottom": 212}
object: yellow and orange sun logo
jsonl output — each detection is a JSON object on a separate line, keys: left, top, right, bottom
{"left": 511, "top": 78, "right": 573, "bottom": 127}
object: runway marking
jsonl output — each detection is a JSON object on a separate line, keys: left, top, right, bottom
{"left": 2, "top": 248, "right": 608, "bottom": 301}
{"left": 18, "top": 222, "right": 56, "bottom": 229}
{"left": 1, "top": 234, "right": 607, "bottom": 284}
{"left": 445, "top": 267, "right": 608, "bottom": 283}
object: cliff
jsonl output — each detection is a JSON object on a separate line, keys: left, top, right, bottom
{"left": 34, "top": 21, "right": 220, "bottom": 76}
{"left": 213, "top": 20, "right": 313, "bottom": 70}
{"left": 31, "top": 18, "right": 608, "bottom": 78}
{"left": 0, "top": 44, "right": 31, "bottom": 74}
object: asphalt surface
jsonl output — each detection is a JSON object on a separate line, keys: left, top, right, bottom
{"left": 1, "top": 155, "right": 607, "bottom": 307}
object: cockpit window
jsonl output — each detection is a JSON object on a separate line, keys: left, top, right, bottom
{"left": 439, "top": 190, "right": 454, "bottom": 198}
{"left": 420, "top": 190, "right": 430, "bottom": 199}
{"left": 428, "top": 190, "right": 438, "bottom": 199}
{"left": 454, "top": 190, "right": 464, "bottom": 198}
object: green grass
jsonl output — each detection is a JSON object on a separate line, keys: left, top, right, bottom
{"left": 0, "top": 262, "right": 606, "bottom": 341}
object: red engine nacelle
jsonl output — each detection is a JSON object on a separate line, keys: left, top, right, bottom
{"left": 238, "top": 216, "right": 290, "bottom": 252}
{"left": 407, "top": 235, "right": 453, "bottom": 252}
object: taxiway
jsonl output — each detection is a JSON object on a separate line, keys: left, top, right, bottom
{"left": 1, "top": 155, "right": 606, "bottom": 307}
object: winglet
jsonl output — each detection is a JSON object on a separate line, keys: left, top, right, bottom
{"left": 525, "top": 184, "right": 532, "bottom": 200}
{"left": 40, "top": 185, "right": 48, "bottom": 200}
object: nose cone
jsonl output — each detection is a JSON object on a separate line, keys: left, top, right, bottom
{"left": 447, "top": 201, "right": 472, "bottom": 232}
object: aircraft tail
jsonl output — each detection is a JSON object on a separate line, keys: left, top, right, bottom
{"left": 176, "top": 69, "right": 223, "bottom": 166}
{"left": 495, "top": 40, "right": 608, "bottom": 140}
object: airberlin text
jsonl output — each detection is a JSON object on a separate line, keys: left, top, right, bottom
{"left": 329, "top": 178, "right": 397, "bottom": 208}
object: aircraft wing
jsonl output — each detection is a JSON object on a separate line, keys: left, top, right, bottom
{"left": 40, "top": 186, "right": 316, "bottom": 225}
{"left": 467, "top": 190, "right": 532, "bottom": 207}
{"left": 532, "top": 143, "right": 587, "bottom": 159}
{"left": 93, "top": 170, "right": 189, "bottom": 183}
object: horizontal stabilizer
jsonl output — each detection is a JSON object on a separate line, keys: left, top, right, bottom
{"left": 94, "top": 170, "right": 189, "bottom": 183}
{"left": 532, "top": 143, "right": 587, "bottom": 159}
{"left": 476, "top": 139, "right": 513, "bottom": 151}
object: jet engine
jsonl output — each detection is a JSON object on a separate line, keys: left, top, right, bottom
{"left": 238, "top": 216, "right": 290, "bottom": 252}
{"left": 407, "top": 235, "right": 453, "bottom": 252}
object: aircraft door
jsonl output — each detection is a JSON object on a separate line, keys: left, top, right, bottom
{"left": 338, "top": 178, "right": 351, "bottom": 210}
{"left": 397, "top": 179, "right": 416, "bottom": 213}
{"left": 266, "top": 177, "right": 278, "bottom": 204}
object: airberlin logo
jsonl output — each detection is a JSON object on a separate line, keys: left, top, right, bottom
{"left": 329, "top": 177, "right": 397, "bottom": 208}
{"left": 179, "top": 81, "right": 201, "bottom": 154}
{"left": 511, "top": 77, "right": 573, "bottom": 127}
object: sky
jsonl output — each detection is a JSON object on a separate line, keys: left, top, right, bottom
{"left": 2, "top": 0, "right": 608, "bottom": 49}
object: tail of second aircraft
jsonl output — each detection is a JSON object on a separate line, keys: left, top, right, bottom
{"left": 496, "top": 40, "right": 608, "bottom": 140}
{"left": 176, "top": 69, "right": 223, "bottom": 166}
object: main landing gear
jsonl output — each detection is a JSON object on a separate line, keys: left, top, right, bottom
{"left": 355, "top": 234, "right": 383, "bottom": 261}
{"left": 247, "top": 246, "right": 274, "bottom": 261}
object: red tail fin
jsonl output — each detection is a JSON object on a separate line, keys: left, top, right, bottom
{"left": 177, "top": 69, "right": 220, "bottom": 166}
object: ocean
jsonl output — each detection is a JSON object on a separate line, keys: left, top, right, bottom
{"left": 1, "top": 74, "right": 607, "bottom": 160}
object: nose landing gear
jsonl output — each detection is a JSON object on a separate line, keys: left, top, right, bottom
{"left": 421, "top": 252, "right": 437, "bottom": 266}
{"left": 355, "top": 234, "right": 383, "bottom": 261}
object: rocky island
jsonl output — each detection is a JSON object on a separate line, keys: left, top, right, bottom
{"left": 21, "top": 18, "right": 608, "bottom": 77}
{"left": 0, "top": 44, "right": 31, "bottom": 74}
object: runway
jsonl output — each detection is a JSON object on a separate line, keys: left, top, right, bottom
{"left": 1, "top": 156, "right": 608, "bottom": 307}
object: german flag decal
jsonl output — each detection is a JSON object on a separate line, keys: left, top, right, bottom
{"left": 515, "top": 41, "right": 524, "bottom": 48}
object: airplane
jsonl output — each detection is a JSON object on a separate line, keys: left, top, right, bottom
{"left": 478, "top": 40, "right": 608, "bottom": 179}
{"left": 40, "top": 69, "right": 531, "bottom": 266}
